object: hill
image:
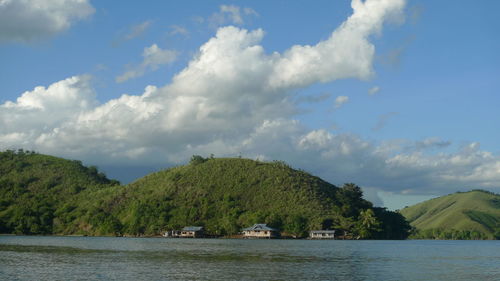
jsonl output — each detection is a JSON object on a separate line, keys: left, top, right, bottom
{"left": 0, "top": 152, "right": 410, "bottom": 238}
{"left": 0, "top": 149, "right": 120, "bottom": 234}
{"left": 106, "top": 157, "right": 409, "bottom": 238}
{"left": 400, "top": 190, "right": 500, "bottom": 239}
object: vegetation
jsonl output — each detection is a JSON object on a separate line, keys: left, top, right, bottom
{"left": 0, "top": 151, "right": 411, "bottom": 239}
{"left": 105, "top": 156, "right": 410, "bottom": 238}
{"left": 0, "top": 149, "right": 120, "bottom": 235}
{"left": 400, "top": 190, "right": 500, "bottom": 240}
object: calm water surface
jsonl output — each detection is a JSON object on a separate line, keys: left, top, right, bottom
{"left": 0, "top": 236, "right": 499, "bottom": 280}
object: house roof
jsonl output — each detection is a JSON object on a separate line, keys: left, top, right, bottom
{"left": 182, "top": 226, "right": 204, "bottom": 231}
{"left": 242, "top": 223, "right": 278, "bottom": 231}
{"left": 309, "top": 230, "right": 336, "bottom": 234}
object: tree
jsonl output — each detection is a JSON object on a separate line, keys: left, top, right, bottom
{"left": 494, "top": 227, "right": 500, "bottom": 240}
{"left": 356, "top": 209, "right": 380, "bottom": 239}
{"left": 190, "top": 155, "right": 207, "bottom": 165}
{"left": 337, "top": 183, "right": 371, "bottom": 218}
{"left": 372, "top": 207, "right": 411, "bottom": 239}
{"left": 336, "top": 216, "right": 355, "bottom": 239}
{"left": 284, "top": 215, "right": 308, "bottom": 238}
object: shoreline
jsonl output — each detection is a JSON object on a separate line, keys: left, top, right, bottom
{"left": 1, "top": 234, "right": 496, "bottom": 241}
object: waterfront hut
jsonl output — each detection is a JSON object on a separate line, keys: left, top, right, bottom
{"left": 163, "top": 230, "right": 181, "bottom": 237}
{"left": 309, "top": 230, "right": 336, "bottom": 239}
{"left": 180, "top": 226, "right": 204, "bottom": 238}
{"left": 242, "top": 223, "right": 279, "bottom": 238}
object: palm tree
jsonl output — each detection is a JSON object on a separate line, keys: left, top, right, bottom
{"left": 357, "top": 209, "right": 380, "bottom": 239}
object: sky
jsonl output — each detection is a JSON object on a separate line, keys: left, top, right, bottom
{"left": 1, "top": 0, "right": 499, "bottom": 210}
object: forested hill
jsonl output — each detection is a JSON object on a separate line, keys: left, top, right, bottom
{"left": 0, "top": 151, "right": 410, "bottom": 239}
{"left": 109, "top": 156, "right": 410, "bottom": 238}
{"left": 400, "top": 190, "right": 500, "bottom": 239}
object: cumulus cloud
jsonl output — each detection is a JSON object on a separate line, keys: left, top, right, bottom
{"left": 0, "top": 75, "right": 96, "bottom": 148}
{"left": 7, "top": 1, "right": 500, "bottom": 196}
{"left": 368, "top": 86, "right": 380, "bottom": 95}
{"left": 3, "top": 0, "right": 405, "bottom": 152}
{"left": 248, "top": 126, "right": 500, "bottom": 195}
{"left": 334, "top": 96, "right": 349, "bottom": 109}
{"left": 116, "top": 44, "right": 178, "bottom": 83}
{"left": 0, "top": 0, "right": 94, "bottom": 43}
{"left": 268, "top": 0, "right": 405, "bottom": 89}
{"left": 235, "top": 123, "right": 500, "bottom": 195}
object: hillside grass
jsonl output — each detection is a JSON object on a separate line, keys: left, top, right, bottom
{"left": 400, "top": 190, "right": 500, "bottom": 239}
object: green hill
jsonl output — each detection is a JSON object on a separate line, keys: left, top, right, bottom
{"left": 0, "top": 149, "right": 120, "bottom": 234}
{"left": 0, "top": 151, "right": 410, "bottom": 239}
{"left": 400, "top": 190, "right": 500, "bottom": 239}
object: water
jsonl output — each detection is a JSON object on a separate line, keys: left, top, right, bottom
{"left": 0, "top": 236, "right": 499, "bottom": 281}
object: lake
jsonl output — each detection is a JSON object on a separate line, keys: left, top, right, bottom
{"left": 1, "top": 236, "right": 499, "bottom": 281}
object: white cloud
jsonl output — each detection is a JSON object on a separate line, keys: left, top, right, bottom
{"left": 208, "top": 4, "right": 258, "bottom": 28}
{"left": 220, "top": 5, "right": 244, "bottom": 24}
{"left": 248, "top": 123, "right": 500, "bottom": 195}
{"left": 268, "top": 0, "right": 405, "bottom": 90}
{"left": 2, "top": 0, "right": 400, "bottom": 163}
{"left": 4, "top": 0, "right": 406, "bottom": 159}
{"left": 368, "top": 86, "right": 380, "bottom": 95}
{"left": 0, "top": 0, "right": 94, "bottom": 43}
{"left": 239, "top": 124, "right": 500, "bottom": 195}
{"left": 334, "top": 96, "right": 349, "bottom": 109}
{"left": 116, "top": 44, "right": 178, "bottom": 83}
{"left": 0, "top": 75, "right": 96, "bottom": 148}
{"left": 8, "top": 1, "right": 500, "bottom": 196}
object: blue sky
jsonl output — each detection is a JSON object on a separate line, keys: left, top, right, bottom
{"left": 1, "top": 0, "right": 499, "bottom": 209}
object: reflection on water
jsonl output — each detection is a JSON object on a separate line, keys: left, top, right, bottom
{"left": 0, "top": 236, "right": 499, "bottom": 281}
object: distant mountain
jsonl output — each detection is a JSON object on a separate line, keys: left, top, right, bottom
{"left": 400, "top": 190, "right": 500, "bottom": 239}
{"left": 0, "top": 151, "right": 410, "bottom": 239}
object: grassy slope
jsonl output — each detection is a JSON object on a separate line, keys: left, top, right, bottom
{"left": 400, "top": 190, "right": 500, "bottom": 238}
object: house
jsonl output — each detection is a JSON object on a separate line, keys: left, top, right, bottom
{"left": 309, "top": 230, "right": 336, "bottom": 239}
{"left": 163, "top": 230, "right": 181, "bottom": 237}
{"left": 242, "top": 223, "right": 279, "bottom": 238}
{"left": 180, "top": 226, "right": 204, "bottom": 238}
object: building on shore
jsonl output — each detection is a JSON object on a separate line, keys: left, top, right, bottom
{"left": 164, "top": 226, "right": 204, "bottom": 238}
{"left": 242, "top": 223, "right": 279, "bottom": 238}
{"left": 163, "top": 230, "right": 181, "bottom": 237}
{"left": 180, "top": 226, "right": 204, "bottom": 238}
{"left": 309, "top": 230, "right": 336, "bottom": 239}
